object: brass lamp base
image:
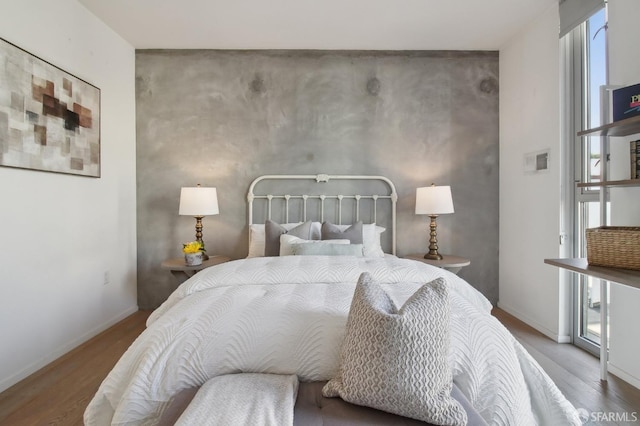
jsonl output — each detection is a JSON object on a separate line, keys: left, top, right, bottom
{"left": 424, "top": 214, "right": 443, "bottom": 261}
{"left": 424, "top": 252, "right": 443, "bottom": 261}
{"left": 194, "top": 215, "right": 209, "bottom": 260}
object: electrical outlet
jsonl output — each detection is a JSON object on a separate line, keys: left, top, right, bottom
{"left": 103, "top": 270, "right": 110, "bottom": 285}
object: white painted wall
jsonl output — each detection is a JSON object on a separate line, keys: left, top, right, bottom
{"left": 604, "top": 0, "right": 640, "bottom": 389}
{"left": 498, "top": 4, "right": 572, "bottom": 342}
{"left": 0, "top": 0, "right": 137, "bottom": 392}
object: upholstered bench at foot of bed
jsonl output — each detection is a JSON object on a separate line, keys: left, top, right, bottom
{"left": 159, "top": 380, "right": 487, "bottom": 426}
{"left": 295, "top": 382, "right": 487, "bottom": 426}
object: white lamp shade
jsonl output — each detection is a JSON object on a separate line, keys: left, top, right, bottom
{"left": 179, "top": 187, "right": 219, "bottom": 216}
{"left": 415, "top": 185, "right": 454, "bottom": 215}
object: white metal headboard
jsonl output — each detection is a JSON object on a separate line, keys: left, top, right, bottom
{"left": 247, "top": 174, "right": 398, "bottom": 255}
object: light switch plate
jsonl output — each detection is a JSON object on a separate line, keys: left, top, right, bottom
{"left": 524, "top": 149, "right": 550, "bottom": 174}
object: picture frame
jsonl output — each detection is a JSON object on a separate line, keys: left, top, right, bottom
{"left": 0, "top": 37, "right": 101, "bottom": 177}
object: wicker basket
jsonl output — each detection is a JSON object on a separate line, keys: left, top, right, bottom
{"left": 586, "top": 226, "right": 640, "bottom": 271}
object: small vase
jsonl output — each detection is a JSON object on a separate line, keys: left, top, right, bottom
{"left": 184, "top": 252, "right": 203, "bottom": 266}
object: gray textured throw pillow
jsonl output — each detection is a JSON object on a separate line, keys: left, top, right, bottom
{"left": 264, "top": 220, "right": 312, "bottom": 256}
{"left": 321, "top": 221, "right": 363, "bottom": 244}
{"left": 322, "top": 273, "right": 467, "bottom": 426}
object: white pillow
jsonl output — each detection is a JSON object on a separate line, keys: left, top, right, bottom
{"left": 309, "top": 221, "right": 322, "bottom": 240}
{"left": 247, "top": 224, "right": 270, "bottom": 258}
{"left": 280, "top": 234, "right": 350, "bottom": 256}
{"left": 366, "top": 224, "right": 386, "bottom": 257}
{"left": 331, "top": 223, "right": 385, "bottom": 257}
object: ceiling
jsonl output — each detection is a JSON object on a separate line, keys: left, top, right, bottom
{"left": 78, "top": 0, "right": 557, "bottom": 50}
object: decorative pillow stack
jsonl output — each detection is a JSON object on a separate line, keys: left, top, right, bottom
{"left": 247, "top": 220, "right": 385, "bottom": 258}
{"left": 323, "top": 273, "right": 467, "bottom": 426}
{"left": 248, "top": 222, "right": 319, "bottom": 258}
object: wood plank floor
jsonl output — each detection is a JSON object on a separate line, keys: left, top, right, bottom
{"left": 0, "top": 311, "right": 150, "bottom": 426}
{"left": 0, "top": 308, "right": 639, "bottom": 425}
{"left": 492, "top": 309, "right": 640, "bottom": 425}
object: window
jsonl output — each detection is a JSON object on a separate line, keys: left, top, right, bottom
{"left": 562, "top": 7, "right": 607, "bottom": 355}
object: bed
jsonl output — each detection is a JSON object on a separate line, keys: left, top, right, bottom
{"left": 84, "top": 174, "right": 580, "bottom": 426}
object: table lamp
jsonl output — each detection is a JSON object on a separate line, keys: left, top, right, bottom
{"left": 415, "top": 184, "right": 454, "bottom": 260}
{"left": 179, "top": 184, "right": 219, "bottom": 259}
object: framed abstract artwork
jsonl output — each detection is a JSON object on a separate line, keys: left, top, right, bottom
{"left": 0, "top": 38, "right": 101, "bottom": 177}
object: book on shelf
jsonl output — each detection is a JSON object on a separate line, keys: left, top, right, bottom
{"left": 637, "top": 140, "right": 640, "bottom": 179}
{"left": 613, "top": 83, "right": 640, "bottom": 122}
{"left": 632, "top": 140, "right": 640, "bottom": 179}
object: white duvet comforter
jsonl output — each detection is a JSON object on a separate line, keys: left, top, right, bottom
{"left": 84, "top": 256, "right": 580, "bottom": 425}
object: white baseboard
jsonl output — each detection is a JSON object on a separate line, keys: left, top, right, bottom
{"left": 608, "top": 364, "right": 640, "bottom": 390}
{"left": 497, "top": 301, "right": 572, "bottom": 343}
{"left": 0, "top": 305, "right": 139, "bottom": 393}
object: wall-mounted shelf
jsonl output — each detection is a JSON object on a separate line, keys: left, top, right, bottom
{"left": 556, "top": 107, "right": 640, "bottom": 382}
{"left": 576, "top": 115, "right": 640, "bottom": 187}
{"left": 544, "top": 258, "right": 640, "bottom": 290}
{"left": 577, "top": 179, "right": 640, "bottom": 188}
{"left": 577, "top": 115, "right": 640, "bottom": 137}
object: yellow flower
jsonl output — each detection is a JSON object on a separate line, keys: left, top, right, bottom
{"left": 182, "top": 241, "right": 204, "bottom": 254}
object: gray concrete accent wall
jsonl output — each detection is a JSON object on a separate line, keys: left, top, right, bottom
{"left": 136, "top": 50, "right": 499, "bottom": 309}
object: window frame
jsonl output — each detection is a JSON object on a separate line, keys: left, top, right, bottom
{"left": 561, "top": 8, "right": 608, "bottom": 357}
